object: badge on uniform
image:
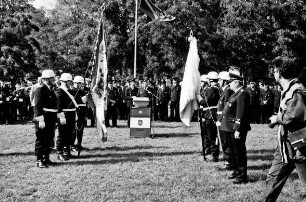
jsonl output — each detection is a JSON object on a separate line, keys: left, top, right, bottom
{"left": 19, "top": 98, "right": 23, "bottom": 102}
{"left": 138, "top": 120, "right": 143, "bottom": 126}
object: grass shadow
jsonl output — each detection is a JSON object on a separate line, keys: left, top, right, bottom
{"left": 248, "top": 149, "right": 276, "bottom": 154}
{"left": 248, "top": 163, "right": 272, "bottom": 171}
{"left": 152, "top": 132, "right": 198, "bottom": 138}
{"left": 248, "top": 172, "right": 268, "bottom": 182}
{"left": 0, "top": 151, "right": 34, "bottom": 157}
{"left": 89, "top": 145, "right": 168, "bottom": 152}
{"left": 247, "top": 149, "right": 275, "bottom": 161}
{"left": 69, "top": 150, "right": 198, "bottom": 163}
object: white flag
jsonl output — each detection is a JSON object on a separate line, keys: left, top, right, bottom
{"left": 179, "top": 36, "right": 201, "bottom": 126}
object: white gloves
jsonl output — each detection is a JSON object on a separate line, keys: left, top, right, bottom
{"left": 81, "top": 95, "right": 87, "bottom": 103}
{"left": 57, "top": 112, "right": 66, "bottom": 125}
{"left": 35, "top": 116, "right": 45, "bottom": 129}
{"left": 75, "top": 113, "right": 78, "bottom": 121}
{"left": 216, "top": 121, "right": 221, "bottom": 127}
{"left": 39, "top": 121, "right": 45, "bottom": 129}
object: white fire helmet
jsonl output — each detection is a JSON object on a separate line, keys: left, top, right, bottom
{"left": 60, "top": 73, "right": 73, "bottom": 82}
{"left": 41, "top": 70, "right": 55, "bottom": 79}
{"left": 207, "top": 71, "right": 219, "bottom": 80}
{"left": 200, "top": 75, "right": 209, "bottom": 83}
{"left": 73, "top": 76, "right": 85, "bottom": 83}
{"left": 218, "top": 71, "right": 230, "bottom": 81}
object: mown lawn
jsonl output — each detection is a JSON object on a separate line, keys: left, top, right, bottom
{"left": 0, "top": 121, "right": 303, "bottom": 202}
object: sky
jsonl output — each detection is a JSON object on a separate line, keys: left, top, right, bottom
{"left": 31, "top": 0, "right": 57, "bottom": 10}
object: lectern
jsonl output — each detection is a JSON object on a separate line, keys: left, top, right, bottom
{"left": 130, "top": 97, "right": 151, "bottom": 138}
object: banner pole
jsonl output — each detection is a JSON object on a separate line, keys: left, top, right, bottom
{"left": 134, "top": 0, "right": 138, "bottom": 78}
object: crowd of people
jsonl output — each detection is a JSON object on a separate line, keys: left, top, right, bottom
{"left": 0, "top": 73, "right": 281, "bottom": 126}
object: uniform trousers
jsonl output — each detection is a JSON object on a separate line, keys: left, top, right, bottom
{"left": 106, "top": 103, "right": 117, "bottom": 127}
{"left": 228, "top": 130, "right": 248, "bottom": 179}
{"left": 219, "top": 130, "right": 231, "bottom": 163}
{"left": 170, "top": 101, "right": 180, "bottom": 121}
{"left": 260, "top": 146, "right": 306, "bottom": 202}
{"left": 56, "top": 112, "right": 76, "bottom": 155}
{"left": 201, "top": 119, "right": 219, "bottom": 158}
{"left": 159, "top": 102, "right": 168, "bottom": 121}
{"left": 72, "top": 107, "right": 87, "bottom": 147}
{"left": 35, "top": 112, "right": 57, "bottom": 161}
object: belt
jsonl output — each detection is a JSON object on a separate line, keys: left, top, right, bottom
{"left": 78, "top": 104, "right": 86, "bottom": 107}
{"left": 202, "top": 106, "right": 217, "bottom": 111}
{"left": 63, "top": 108, "right": 76, "bottom": 112}
{"left": 217, "top": 111, "right": 222, "bottom": 115}
{"left": 43, "top": 108, "right": 58, "bottom": 113}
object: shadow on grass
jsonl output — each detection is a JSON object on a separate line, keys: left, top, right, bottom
{"left": 90, "top": 145, "right": 168, "bottom": 152}
{"left": 248, "top": 163, "right": 272, "bottom": 171}
{"left": 151, "top": 132, "right": 198, "bottom": 138}
{"left": 0, "top": 151, "right": 34, "bottom": 157}
{"left": 151, "top": 125, "right": 182, "bottom": 129}
{"left": 69, "top": 150, "right": 198, "bottom": 164}
{"left": 248, "top": 149, "right": 275, "bottom": 154}
{"left": 247, "top": 149, "right": 275, "bottom": 161}
{"left": 248, "top": 172, "right": 268, "bottom": 182}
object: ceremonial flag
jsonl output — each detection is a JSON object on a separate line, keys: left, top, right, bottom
{"left": 179, "top": 36, "right": 201, "bottom": 126}
{"left": 90, "top": 11, "right": 108, "bottom": 142}
{"left": 139, "top": 0, "right": 175, "bottom": 22}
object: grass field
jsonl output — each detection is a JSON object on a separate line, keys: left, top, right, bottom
{"left": 0, "top": 121, "right": 304, "bottom": 202}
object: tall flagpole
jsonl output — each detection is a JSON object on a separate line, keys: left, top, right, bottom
{"left": 134, "top": 0, "right": 138, "bottom": 78}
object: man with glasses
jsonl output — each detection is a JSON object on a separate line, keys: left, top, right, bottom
{"left": 260, "top": 60, "right": 306, "bottom": 201}
{"left": 221, "top": 68, "right": 251, "bottom": 184}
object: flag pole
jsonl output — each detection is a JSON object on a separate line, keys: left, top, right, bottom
{"left": 134, "top": 0, "right": 138, "bottom": 78}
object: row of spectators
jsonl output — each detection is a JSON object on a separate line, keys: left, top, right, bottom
{"left": 0, "top": 76, "right": 281, "bottom": 125}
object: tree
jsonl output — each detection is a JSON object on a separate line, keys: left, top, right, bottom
{"left": 0, "top": 0, "right": 41, "bottom": 81}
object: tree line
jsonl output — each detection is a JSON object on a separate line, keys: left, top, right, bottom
{"left": 1, "top": 0, "right": 306, "bottom": 82}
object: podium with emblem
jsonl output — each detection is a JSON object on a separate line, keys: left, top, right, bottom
{"left": 130, "top": 97, "right": 151, "bottom": 138}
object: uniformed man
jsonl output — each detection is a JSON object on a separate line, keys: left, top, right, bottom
{"left": 71, "top": 76, "right": 87, "bottom": 153}
{"left": 196, "top": 72, "right": 220, "bottom": 162}
{"left": 137, "top": 77, "right": 149, "bottom": 97}
{"left": 125, "top": 78, "right": 138, "bottom": 126}
{"left": 56, "top": 73, "right": 78, "bottom": 161}
{"left": 216, "top": 71, "right": 233, "bottom": 169}
{"left": 222, "top": 68, "right": 251, "bottom": 184}
{"left": 114, "top": 80, "right": 123, "bottom": 120}
{"left": 157, "top": 80, "right": 170, "bottom": 121}
{"left": 198, "top": 74, "right": 210, "bottom": 157}
{"left": 34, "top": 70, "right": 58, "bottom": 168}
{"left": 105, "top": 78, "right": 118, "bottom": 127}
{"left": 170, "top": 77, "right": 181, "bottom": 122}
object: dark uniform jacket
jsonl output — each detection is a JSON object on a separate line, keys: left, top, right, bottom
{"left": 125, "top": 86, "right": 138, "bottom": 108}
{"left": 106, "top": 87, "right": 118, "bottom": 106}
{"left": 34, "top": 84, "right": 58, "bottom": 117}
{"left": 221, "top": 86, "right": 251, "bottom": 132}
{"left": 71, "top": 88, "right": 87, "bottom": 106}
{"left": 170, "top": 85, "right": 181, "bottom": 102}
{"left": 217, "top": 86, "right": 233, "bottom": 131}
{"left": 157, "top": 87, "right": 170, "bottom": 104}
{"left": 260, "top": 88, "right": 273, "bottom": 106}
{"left": 199, "top": 85, "right": 220, "bottom": 120}
{"left": 56, "top": 87, "right": 77, "bottom": 112}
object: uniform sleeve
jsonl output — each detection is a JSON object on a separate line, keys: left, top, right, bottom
{"left": 56, "top": 88, "right": 64, "bottom": 112}
{"left": 199, "top": 88, "right": 218, "bottom": 108}
{"left": 34, "top": 86, "right": 43, "bottom": 117}
{"left": 233, "top": 92, "right": 248, "bottom": 131}
{"left": 277, "top": 93, "right": 306, "bottom": 125}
